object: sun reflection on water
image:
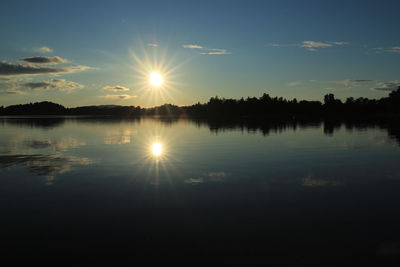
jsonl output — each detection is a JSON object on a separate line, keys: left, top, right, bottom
{"left": 151, "top": 141, "right": 163, "bottom": 157}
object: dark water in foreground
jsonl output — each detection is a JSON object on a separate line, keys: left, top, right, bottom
{"left": 1, "top": 117, "right": 400, "bottom": 265}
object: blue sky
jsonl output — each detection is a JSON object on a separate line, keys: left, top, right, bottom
{"left": 1, "top": 0, "right": 400, "bottom": 107}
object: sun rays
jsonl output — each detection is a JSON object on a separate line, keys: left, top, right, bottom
{"left": 126, "top": 119, "right": 186, "bottom": 188}
{"left": 128, "top": 42, "right": 188, "bottom": 107}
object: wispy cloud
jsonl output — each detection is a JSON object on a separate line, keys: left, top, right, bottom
{"left": 102, "top": 85, "right": 130, "bottom": 92}
{"left": 331, "top": 42, "right": 349, "bottom": 45}
{"left": 101, "top": 94, "right": 136, "bottom": 100}
{"left": 34, "top": 46, "right": 53, "bottom": 53}
{"left": 301, "top": 41, "right": 348, "bottom": 51}
{"left": 268, "top": 41, "right": 348, "bottom": 51}
{"left": 147, "top": 43, "right": 159, "bottom": 47}
{"left": 0, "top": 89, "right": 26, "bottom": 95}
{"left": 183, "top": 44, "right": 231, "bottom": 55}
{"left": 372, "top": 82, "right": 400, "bottom": 91}
{"left": 287, "top": 79, "right": 376, "bottom": 91}
{"left": 21, "top": 56, "right": 68, "bottom": 64}
{"left": 0, "top": 61, "right": 90, "bottom": 76}
{"left": 200, "top": 48, "right": 230, "bottom": 55}
{"left": 23, "top": 79, "right": 84, "bottom": 91}
{"left": 375, "top": 46, "right": 400, "bottom": 54}
{"left": 182, "top": 44, "right": 204, "bottom": 49}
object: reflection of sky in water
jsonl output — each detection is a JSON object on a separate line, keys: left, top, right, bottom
{"left": 1, "top": 118, "right": 400, "bottom": 264}
{"left": 0, "top": 118, "right": 399, "bottom": 188}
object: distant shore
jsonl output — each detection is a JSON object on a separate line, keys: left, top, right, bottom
{"left": 1, "top": 88, "right": 399, "bottom": 119}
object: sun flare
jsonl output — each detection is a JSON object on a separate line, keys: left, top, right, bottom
{"left": 151, "top": 142, "right": 163, "bottom": 157}
{"left": 149, "top": 72, "right": 164, "bottom": 87}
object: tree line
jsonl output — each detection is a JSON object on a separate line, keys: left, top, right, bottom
{"left": 1, "top": 86, "right": 399, "bottom": 118}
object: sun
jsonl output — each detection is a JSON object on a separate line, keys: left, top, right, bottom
{"left": 149, "top": 72, "right": 164, "bottom": 87}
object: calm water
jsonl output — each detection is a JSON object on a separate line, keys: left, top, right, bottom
{"left": 1, "top": 117, "right": 400, "bottom": 265}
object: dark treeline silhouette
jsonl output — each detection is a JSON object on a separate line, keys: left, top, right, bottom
{"left": 1, "top": 87, "right": 400, "bottom": 118}
{"left": 0, "top": 102, "right": 144, "bottom": 116}
{"left": 184, "top": 87, "right": 400, "bottom": 118}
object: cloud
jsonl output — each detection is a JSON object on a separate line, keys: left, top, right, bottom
{"left": 200, "top": 48, "right": 231, "bottom": 55}
{"left": 147, "top": 43, "right": 159, "bottom": 47}
{"left": 0, "top": 61, "right": 90, "bottom": 76}
{"left": 331, "top": 42, "right": 349, "bottom": 45}
{"left": 101, "top": 94, "right": 136, "bottom": 100}
{"left": 102, "top": 85, "right": 130, "bottom": 92}
{"left": 22, "top": 79, "right": 84, "bottom": 91}
{"left": 21, "top": 56, "right": 68, "bottom": 64}
{"left": 35, "top": 46, "right": 53, "bottom": 53}
{"left": 373, "top": 82, "right": 400, "bottom": 91}
{"left": 0, "top": 80, "right": 26, "bottom": 94}
{"left": 183, "top": 44, "right": 204, "bottom": 49}
{"left": 270, "top": 41, "right": 348, "bottom": 51}
{"left": 301, "top": 41, "right": 333, "bottom": 51}
{"left": 287, "top": 79, "right": 375, "bottom": 91}
{"left": 375, "top": 46, "right": 400, "bottom": 54}
{"left": 183, "top": 44, "right": 231, "bottom": 55}
{"left": 0, "top": 89, "right": 26, "bottom": 95}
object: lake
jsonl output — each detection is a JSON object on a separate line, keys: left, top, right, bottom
{"left": 1, "top": 117, "right": 400, "bottom": 265}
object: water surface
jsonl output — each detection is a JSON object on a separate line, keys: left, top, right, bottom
{"left": 1, "top": 117, "right": 400, "bottom": 265}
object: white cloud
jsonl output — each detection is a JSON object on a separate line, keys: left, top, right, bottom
{"left": 183, "top": 44, "right": 231, "bottom": 55}
{"left": 102, "top": 85, "right": 130, "bottom": 92}
{"left": 301, "top": 41, "right": 333, "bottom": 51}
{"left": 375, "top": 46, "right": 400, "bottom": 54}
{"left": 331, "top": 42, "right": 349, "bottom": 45}
{"left": 147, "top": 43, "right": 159, "bottom": 47}
{"left": 35, "top": 46, "right": 53, "bottom": 53}
{"left": 182, "top": 44, "right": 204, "bottom": 49}
{"left": 200, "top": 48, "right": 231, "bottom": 55}
{"left": 269, "top": 41, "right": 348, "bottom": 51}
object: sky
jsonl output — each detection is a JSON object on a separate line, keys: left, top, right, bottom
{"left": 0, "top": 0, "right": 400, "bottom": 107}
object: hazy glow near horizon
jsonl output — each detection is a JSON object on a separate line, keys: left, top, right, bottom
{"left": 149, "top": 72, "right": 164, "bottom": 87}
{"left": 151, "top": 142, "right": 163, "bottom": 156}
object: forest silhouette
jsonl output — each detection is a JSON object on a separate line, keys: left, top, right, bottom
{"left": 1, "top": 87, "right": 400, "bottom": 118}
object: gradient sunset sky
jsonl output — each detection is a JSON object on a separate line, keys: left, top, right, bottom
{"left": 1, "top": 0, "right": 399, "bottom": 107}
